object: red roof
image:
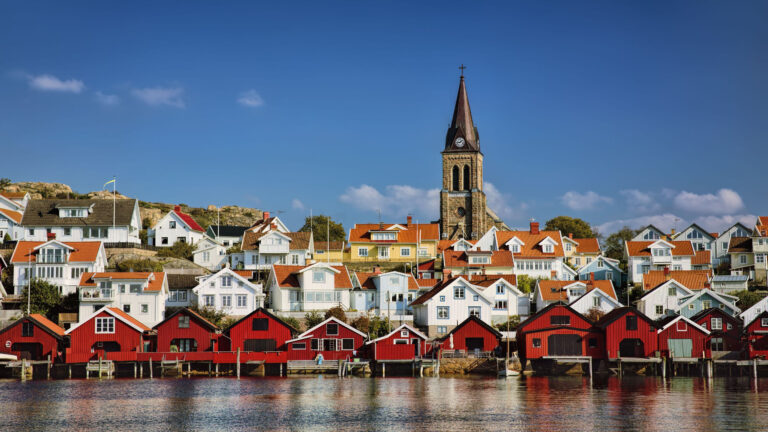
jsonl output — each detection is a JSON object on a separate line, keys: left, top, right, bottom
{"left": 642, "top": 270, "right": 712, "bottom": 291}
{"left": 436, "top": 239, "right": 477, "bottom": 253}
{"left": 417, "top": 259, "right": 435, "bottom": 271}
{"left": 692, "top": 250, "right": 711, "bottom": 266}
{"left": 349, "top": 222, "right": 440, "bottom": 243}
{"left": 172, "top": 206, "right": 204, "bottom": 232}
{"left": 11, "top": 241, "right": 102, "bottom": 263}
{"left": 0, "top": 208, "right": 22, "bottom": 223}
{"left": 573, "top": 238, "right": 600, "bottom": 254}
{"left": 759, "top": 216, "right": 768, "bottom": 227}
{"left": 355, "top": 272, "right": 419, "bottom": 291}
{"left": 470, "top": 274, "right": 518, "bottom": 286}
{"left": 538, "top": 279, "right": 617, "bottom": 302}
{"left": 107, "top": 307, "right": 151, "bottom": 331}
{"left": 417, "top": 278, "right": 439, "bottom": 288}
{"left": 496, "top": 230, "right": 565, "bottom": 258}
{"left": 443, "top": 250, "right": 514, "bottom": 268}
{"left": 79, "top": 272, "right": 166, "bottom": 292}
{"left": 625, "top": 241, "right": 695, "bottom": 257}
{"left": 233, "top": 270, "right": 254, "bottom": 279}
{"left": 272, "top": 264, "right": 353, "bottom": 289}
{"left": 0, "top": 192, "right": 27, "bottom": 199}
{"left": 29, "top": 314, "right": 66, "bottom": 337}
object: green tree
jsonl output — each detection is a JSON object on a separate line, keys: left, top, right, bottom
{"left": 544, "top": 216, "right": 597, "bottom": 238}
{"left": 299, "top": 215, "right": 346, "bottom": 242}
{"left": 157, "top": 241, "right": 196, "bottom": 260}
{"left": 304, "top": 310, "right": 324, "bottom": 328}
{"left": 278, "top": 315, "right": 302, "bottom": 332}
{"left": 516, "top": 275, "right": 542, "bottom": 294}
{"left": 19, "top": 279, "right": 62, "bottom": 319}
{"left": 116, "top": 258, "right": 163, "bottom": 272}
{"left": 350, "top": 315, "right": 370, "bottom": 333}
{"left": 0, "top": 178, "right": 11, "bottom": 189}
{"left": 3, "top": 233, "right": 11, "bottom": 243}
{"left": 734, "top": 290, "right": 766, "bottom": 311}
{"left": 324, "top": 306, "right": 347, "bottom": 322}
{"left": 189, "top": 305, "right": 229, "bottom": 327}
{"left": 494, "top": 315, "right": 521, "bottom": 331}
{"left": 604, "top": 227, "right": 638, "bottom": 264}
{"left": 368, "top": 316, "right": 392, "bottom": 338}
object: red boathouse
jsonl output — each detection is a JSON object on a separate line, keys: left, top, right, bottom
{"left": 366, "top": 324, "right": 429, "bottom": 361}
{"left": 437, "top": 315, "right": 501, "bottom": 355}
{"left": 595, "top": 307, "right": 658, "bottom": 359}
{"left": 153, "top": 308, "right": 220, "bottom": 353}
{"left": 744, "top": 311, "right": 768, "bottom": 359}
{"left": 223, "top": 307, "right": 297, "bottom": 353}
{"left": 691, "top": 307, "right": 742, "bottom": 353}
{"left": 66, "top": 306, "right": 151, "bottom": 363}
{"left": 656, "top": 315, "right": 710, "bottom": 359}
{"left": 517, "top": 303, "right": 605, "bottom": 361}
{"left": 0, "top": 314, "right": 66, "bottom": 361}
{"left": 286, "top": 317, "right": 367, "bottom": 361}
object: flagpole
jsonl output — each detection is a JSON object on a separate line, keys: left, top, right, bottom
{"left": 327, "top": 216, "right": 330, "bottom": 263}
{"left": 112, "top": 176, "right": 116, "bottom": 239}
{"left": 27, "top": 247, "right": 31, "bottom": 315}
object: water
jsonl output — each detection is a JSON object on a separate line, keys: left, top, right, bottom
{"left": 1, "top": 376, "right": 768, "bottom": 431}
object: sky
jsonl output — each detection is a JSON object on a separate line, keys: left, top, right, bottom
{"left": 1, "top": 1, "right": 767, "bottom": 234}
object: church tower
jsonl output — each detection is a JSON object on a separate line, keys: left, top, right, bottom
{"left": 439, "top": 72, "right": 489, "bottom": 240}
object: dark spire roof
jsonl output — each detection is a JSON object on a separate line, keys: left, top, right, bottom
{"left": 445, "top": 75, "right": 480, "bottom": 152}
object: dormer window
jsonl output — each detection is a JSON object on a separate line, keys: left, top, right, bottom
{"left": 687, "top": 231, "right": 703, "bottom": 239}
{"left": 61, "top": 208, "right": 88, "bottom": 218}
{"left": 169, "top": 221, "right": 176, "bottom": 229}
{"left": 652, "top": 248, "right": 671, "bottom": 257}
{"left": 643, "top": 231, "right": 661, "bottom": 240}
{"left": 313, "top": 271, "right": 326, "bottom": 283}
{"left": 543, "top": 244, "right": 553, "bottom": 253}
{"left": 470, "top": 256, "right": 490, "bottom": 264}
{"left": 511, "top": 245, "right": 520, "bottom": 253}
{"left": 371, "top": 232, "right": 397, "bottom": 241}
{"left": 565, "top": 244, "right": 572, "bottom": 252}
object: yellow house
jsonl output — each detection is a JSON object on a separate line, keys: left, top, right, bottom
{"left": 562, "top": 235, "right": 601, "bottom": 268}
{"left": 312, "top": 240, "right": 347, "bottom": 263}
{"left": 347, "top": 217, "right": 439, "bottom": 263}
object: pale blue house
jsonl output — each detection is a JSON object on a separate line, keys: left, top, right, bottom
{"left": 351, "top": 270, "right": 419, "bottom": 317}
{"left": 577, "top": 256, "right": 627, "bottom": 288}
{"left": 676, "top": 289, "right": 741, "bottom": 318}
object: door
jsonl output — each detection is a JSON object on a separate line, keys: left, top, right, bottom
{"left": 619, "top": 338, "right": 645, "bottom": 358}
{"left": 547, "top": 334, "right": 582, "bottom": 356}
{"left": 11, "top": 343, "right": 42, "bottom": 360}
{"left": 465, "top": 337, "right": 485, "bottom": 352}
{"left": 244, "top": 339, "right": 277, "bottom": 352}
{"left": 92, "top": 341, "right": 120, "bottom": 359}
{"left": 412, "top": 338, "right": 420, "bottom": 357}
{"left": 668, "top": 339, "right": 693, "bottom": 357}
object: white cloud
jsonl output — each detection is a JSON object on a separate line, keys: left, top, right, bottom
{"left": 673, "top": 188, "right": 744, "bottom": 214}
{"left": 291, "top": 198, "right": 305, "bottom": 210}
{"left": 596, "top": 213, "right": 685, "bottom": 236}
{"left": 693, "top": 214, "right": 757, "bottom": 233}
{"left": 94, "top": 91, "right": 120, "bottom": 106}
{"left": 620, "top": 189, "right": 660, "bottom": 214}
{"left": 339, "top": 184, "right": 439, "bottom": 219}
{"left": 561, "top": 191, "right": 612, "bottom": 211}
{"left": 485, "top": 182, "right": 528, "bottom": 222}
{"left": 131, "top": 87, "right": 185, "bottom": 108}
{"left": 237, "top": 90, "right": 264, "bottom": 107}
{"left": 27, "top": 74, "right": 85, "bottom": 93}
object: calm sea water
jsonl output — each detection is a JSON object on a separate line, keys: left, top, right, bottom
{"left": 1, "top": 376, "right": 768, "bottom": 431}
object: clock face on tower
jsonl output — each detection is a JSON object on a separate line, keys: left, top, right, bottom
{"left": 454, "top": 137, "right": 465, "bottom": 148}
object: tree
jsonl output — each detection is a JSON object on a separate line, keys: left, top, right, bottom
{"left": 19, "top": 279, "right": 62, "bottom": 319}
{"left": 298, "top": 215, "right": 346, "bottom": 242}
{"left": 304, "top": 310, "right": 324, "bottom": 328}
{"left": 0, "top": 178, "right": 11, "bottom": 189}
{"left": 157, "top": 241, "right": 196, "bottom": 260}
{"left": 494, "top": 315, "right": 521, "bottom": 331}
{"left": 3, "top": 233, "right": 11, "bottom": 243}
{"left": 544, "top": 216, "right": 597, "bottom": 238}
{"left": 189, "top": 305, "right": 229, "bottom": 327}
{"left": 278, "top": 315, "right": 302, "bottom": 332}
{"left": 517, "top": 275, "right": 545, "bottom": 294}
{"left": 116, "top": 258, "right": 163, "bottom": 272}
{"left": 368, "top": 316, "right": 391, "bottom": 338}
{"left": 324, "top": 306, "right": 347, "bottom": 322}
{"left": 734, "top": 290, "right": 766, "bottom": 311}
{"left": 350, "top": 315, "right": 370, "bottom": 333}
{"left": 604, "top": 227, "right": 638, "bottom": 264}
{"left": 584, "top": 307, "right": 606, "bottom": 322}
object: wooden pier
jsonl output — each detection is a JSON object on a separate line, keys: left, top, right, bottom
{"left": 542, "top": 356, "right": 594, "bottom": 377}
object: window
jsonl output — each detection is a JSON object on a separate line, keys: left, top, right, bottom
{"left": 606, "top": 271, "right": 613, "bottom": 280}
{"left": 543, "top": 244, "right": 553, "bottom": 253}
{"left": 626, "top": 315, "right": 638, "bottom": 330}
{"left": 727, "top": 323, "right": 733, "bottom": 330}
{"left": 757, "top": 254, "right": 766, "bottom": 264}
{"left": 326, "top": 323, "right": 339, "bottom": 335}
{"left": 437, "top": 306, "right": 450, "bottom": 320}
{"left": 676, "top": 320, "right": 687, "bottom": 331}
{"left": 452, "top": 165, "right": 460, "bottom": 191}
{"left": 575, "top": 257, "right": 581, "bottom": 266}
{"left": 400, "top": 329, "right": 409, "bottom": 337}
{"left": 588, "top": 338, "right": 598, "bottom": 348}
{"left": 468, "top": 306, "right": 481, "bottom": 318}
{"left": 292, "top": 254, "right": 299, "bottom": 265}
{"left": 688, "top": 304, "right": 695, "bottom": 310}
{"left": 252, "top": 318, "right": 269, "bottom": 331}
{"left": 711, "top": 317, "right": 722, "bottom": 330}
{"left": 172, "top": 339, "right": 197, "bottom": 352}
{"left": 179, "top": 315, "right": 190, "bottom": 328}
{"left": 123, "top": 304, "right": 131, "bottom": 313}
{"left": 655, "top": 305, "right": 664, "bottom": 315}
{"left": 400, "top": 248, "right": 410, "bottom": 257}
{"left": 161, "top": 237, "right": 169, "bottom": 245}
{"left": 310, "top": 339, "right": 320, "bottom": 350}
{"left": 130, "top": 284, "right": 141, "bottom": 293}
{"left": 342, "top": 339, "right": 354, "bottom": 350}
{"left": 237, "top": 295, "right": 247, "bottom": 308}
{"left": 379, "top": 247, "right": 389, "bottom": 258}
{"left": 22, "top": 321, "right": 34, "bottom": 337}
{"left": 418, "top": 248, "right": 428, "bottom": 257}
{"left": 702, "top": 300, "right": 712, "bottom": 310}
{"left": 550, "top": 315, "right": 570, "bottom": 326}
{"left": 141, "top": 304, "right": 148, "bottom": 314}
{"left": 496, "top": 285, "right": 504, "bottom": 295}
{"left": 95, "top": 317, "right": 115, "bottom": 334}
{"left": 454, "top": 286, "right": 465, "bottom": 300}
{"left": 439, "top": 295, "right": 446, "bottom": 302}
{"left": 710, "top": 337, "right": 724, "bottom": 351}
{"left": 437, "top": 326, "right": 447, "bottom": 335}
{"left": 204, "top": 295, "right": 215, "bottom": 307}
{"left": 668, "top": 287, "right": 676, "bottom": 296}
{"left": 593, "top": 297, "right": 601, "bottom": 307}
{"left": 512, "top": 244, "right": 521, "bottom": 253}
{"left": 566, "top": 244, "right": 572, "bottom": 252}
{"left": 722, "top": 241, "right": 728, "bottom": 252}
{"left": 222, "top": 276, "right": 232, "bottom": 287}
{"left": 313, "top": 271, "right": 326, "bottom": 283}
{"left": 532, "top": 338, "right": 541, "bottom": 348}
{"left": 761, "top": 318, "right": 768, "bottom": 328}
{"left": 740, "top": 255, "right": 747, "bottom": 265}
{"left": 473, "top": 295, "right": 479, "bottom": 301}
{"left": 292, "top": 343, "right": 306, "bottom": 350}
{"left": 324, "top": 339, "right": 339, "bottom": 351}
{"left": 394, "top": 339, "right": 408, "bottom": 345}
{"left": 169, "top": 221, "right": 176, "bottom": 229}
{"left": 221, "top": 295, "right": 232, "bottom": 307}
{"left": 494, "top": 300, "right": 508, "bottom": 309}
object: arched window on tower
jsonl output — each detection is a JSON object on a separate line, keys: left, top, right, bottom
{"left": 463, "top": 165, "right": 470, "bottom": 190}
{"left": 452, "top": 166, "right": 460, "bottom": 191}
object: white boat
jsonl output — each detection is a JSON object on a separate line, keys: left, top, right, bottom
{"left": 0, "top": 353, "right": 18, "bottom": 361}
{"left": 498, "top": 368, "right": 520, "bottom": 377}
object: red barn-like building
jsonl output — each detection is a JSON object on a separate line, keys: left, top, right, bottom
{"left": 223, "top": 308, "right": 297, "bottom": 353}
{"left": 691, "top": 308, "right": 742, "bottom": 353}
{"left": 744, "top": 311, "right": 768, "bottom": 359}
{"left": 286, "top": 317, "right": 367, "bottom": 361}
{"left": 0, "top": 314, "right": 66, "bottom": 361}
{"left": 366, "top": 324, "right": 429, "bottom": 361}
{"left": 66, "top": 307, "right": 151, "bottom": 362}
{"left": 595, "top": 307, "right": 659, "bottom": 359}
{"left": 517, "top": 303, "right": 605, "bottom": 361}
{"left": 437, "top": 315, "right": 501, "bottom": 354}
{"left": 656, "top": 315, "right": 710, "bottom": 359}
{"left": 153, "top": 308, "right": 220, "bottom": 352}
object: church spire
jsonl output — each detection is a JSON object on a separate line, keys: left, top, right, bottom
{"left": 445, "top": 66, "right": 479, "bottom": 152}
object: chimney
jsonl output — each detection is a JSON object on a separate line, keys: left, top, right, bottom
{"left": 670, "top": 228, "right": 676, "bottom": 236}
{"left": 442, "top": 269, "right": 452, "bottom": 278}
{"left": 664, "top": 266, "right": 670, "bottom": 280}
{"left": 174, "top": 205, "right": 181, "bottom": 212}
{"left": 590, "top": 272, "right": 595, "bottom": 282}
{"left": 407, "top": 215, "right": 412, "bottom": 225}
{"left": 271, "top": 223, "right": 277, "bottom": 229}
{"left": 530, "top": 221, "right": 540, "bottom": 235}
{"left": 550, "top": 270, "right": 558, "bottom": 280}
{"left": 704, "top": 282, "right": 711, "bottom": 289}
{"left": 263, "top": 211, "right": 270, "bottom": 221}
{"left": 373, "top": 265, "right": 382, "bottom": 275}
{"left": 569, "top": 233, "right": 573, "bottom": 239}
{"left": 47, "top": 232, "right": 56, "bottom": 240}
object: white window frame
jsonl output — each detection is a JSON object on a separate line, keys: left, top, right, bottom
{"left": 95, "top": 317, "right": 115, "bottom": 334}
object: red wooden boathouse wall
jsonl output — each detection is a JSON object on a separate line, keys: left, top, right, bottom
{"left": 517, "top": 304, "right": 605, "bottom": 360}
{"left": 368, "top": 325, "right": 428, "bottom": 361}
{"left": 438, "top": 316, "right": 501, "bottom": 353}
{"left": 224, "top": 308, "right": 295, "bottom": 353}
{"left": 67, "top": 310, "right": 146, "bottom": 362}
{"left": 692, "top": 308, "right": 742, "bottom": 353}
{"left": 657, "top": 318, "right": 710, "bottom": 359}
{"left": 597, "top": 308, "right": 658, "bottom": 359}
{"left": 0, "top": 315, "right": 64, "bottom": 361}
{"left": 745, "top": 311, "right": 768, "bottom": 359}
{"left": 154, "top": 309, "right": 219, "bottom": 353}
{"left": 287, "top": 318, "right": 365, "bottom": 361}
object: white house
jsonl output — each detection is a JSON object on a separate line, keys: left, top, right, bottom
{"left": 0, "top": 191, "right": 30, "bottom": 210}
{"left": 77, "top": 271, "right": 169, "bottom": 327}
{"left": 740, "top": 295, "right": 768, "bottom": 327}
{"left": 636, "top": 279, "right": 694, "bottom": 320}
{"left": 672, "top": 223, "right": 716, "bottom": 252}
{"left": 205, "top": 225, "right": 249, "bottom": 247}
{"left": 471, "top": 275, "right": 530, "bottom": 323}
{"left": 625, "top": 239, "right": 695, "bottom": 285}
{"left": 148, "top": 205, "right": 205, "bottom": 247}
{"left": 410, "top": 276, "right": 494, "bottom": 337}
{"left": 710, "top": 275, "right": 749, "bottom": 294}
{"left": 0, "top": 207, "right": 23, "bottom": 242}
{"left": 533, "top": 279, "right": 619, "bottom": 313}
{"left": 352, "top": 270, "right": 419, "bottom": 318}
{"left": 495, "top": 222, "right": 570, "bottom": 280}
{"left": 20, "top": 199, "right": 142, "bottom": 244}
{"left": 714, "top": 223, "right": 751, "bottom": 266}
{"left": 10, "top": 240, "right": 107, "bottom": 296}
{"left": 569, "top": 288, "right": 623, "bottom": 315}
{"left": 632, "top": 225, "right": 667, "bottom": 241}
{"left": 267, "top": 262, "right": 353, "bottom": 313}
{"left": 192, "top": 235, "right": 228, "bottom": 271}
{"left": 235, "top": 230, "right": 313, "bottom": 271}
{"left": 192, "top": 268, "right": 264, "bottom": 316}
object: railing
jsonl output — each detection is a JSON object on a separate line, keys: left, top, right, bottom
{"left": 104, "top": 242, "right": 158, "bottom": 251}
{"left": 80, "top": 288, "right": 114, "bottom": 301}
{"left": 259, "top": 245, "right": 290, "bottom": 254}
{"left": 441, "top": 349, "right": 494, "bottom": 359}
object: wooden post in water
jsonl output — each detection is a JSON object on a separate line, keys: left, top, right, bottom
{"left": 68, "top": 365, "right": 72, "bottom": 379}
{"left": 753, "top": 359, "right": 758, "bottom": 379}
{"left": 134, "top": 362, "right": 137, "bottom": 378}
{"left": 98, "top": 356, "right": 103, "bottom": 379}
{"left": 215, "top": 363, "right": 219, "bottom": 377}
{"left": 617, "top": 358, "right": 622, "bottom": 377}
{"left": 188, "top": 362, "right": 191, "bottom": 377}
{"left": 21, "top": 359, "right": 27, "bottom": 381}
{"left": 236, "top": 348, "right": 241, "bottom": 379}
{"left": 149, "top": 358, "right": 153, "bottom": 379}
{"left": 382, "top": 363, "right": 386, "bottom": 378}
{"left": 140, "top": 363, "right": 143, "bottom": 378}
{"left": 47, "top": 355, "right": 51, "bottom": 380}
{"left": 208, "top": 362, "right": 212, "bottom": 377}
{"left": 662, "top": 357, "right": 666, "bottom": 379}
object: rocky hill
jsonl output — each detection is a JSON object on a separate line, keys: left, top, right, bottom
{"left": 2, "top": 181, "right": 263, "bottom": 230}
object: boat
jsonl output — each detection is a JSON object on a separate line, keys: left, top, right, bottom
{"left": 498, "top": 290, "right": 519, "bottom": 378}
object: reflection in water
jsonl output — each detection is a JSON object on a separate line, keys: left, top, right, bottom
{"left": 1, "top": 376, "right": 768, "bottom": 431}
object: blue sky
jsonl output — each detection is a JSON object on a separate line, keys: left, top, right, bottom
{"left": 2, "top": 1, "right": 767, "bottom": 234}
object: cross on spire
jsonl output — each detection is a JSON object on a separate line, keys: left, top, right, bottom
{"left": 458, "top": 64, "right": 466, "bottom": 77}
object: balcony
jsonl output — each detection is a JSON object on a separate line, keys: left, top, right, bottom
{"left": 259, "top": 244, "right": 289, "bottom": 254}
{"left": 80, "top": 288, "right": 114, "bottom": 301}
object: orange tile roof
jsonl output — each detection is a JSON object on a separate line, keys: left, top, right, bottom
{"left": 416, "top": 278, "right": 439, "bottom": 288}
{"left": 107, "top": 307, "right": 151, "bottom": 331}
{"left": 625, "top": 241, "right": 695, "bottom": 257}
{"left": 355, "top": 272, "right": 419, "bottom": 291}
{"left": 0, "top": 192, "right": 27, "bottom": 199}
{"left": 10, "top": 241, "right": 102, "bottom": 263}
{"left": 79, "top": 272, "right": 166, "bottom": 292}
{"left": 272, "top": 264, "right": 353, "bottom": 289}
{"left": 642, "top": 270, "right": 712, "bottom": 291}
{"left": 436, "top": 239, "right": 477, "bottom": 253}
{"left": 0, "top": 208, "right": 22, "bottom": 223}
{"left": 728, "top": 237, "right": 752, "bottom": 253}
{"left": 692, "top": 250, "right": 711, "bottom": 266}
{"left": 470, "top": 274, "right": 518, "bottom": 287}
{"left": 759, "top": 216, "right": 768, "bottom": 227}
{"left": 496, "top": 230, "right": 565, "bottom": 258}
{"left": 538, "top": 279, "right": 617, "bottom": 302}
{"left": 234, "top": 270, "right": 254, "bottom": 279}
{"left": 443, "top": 250, "right": 515, "bottom": 268}
{"left": 573, "top": 238, "right": 600, "bottom": 254}
{"left": 29, "top": 314, "right": 66, "bottom": 337}
{"left": 348, "top": 223, "right": 440, "bottom": 244}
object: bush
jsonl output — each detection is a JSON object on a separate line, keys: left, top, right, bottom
{"left": 368, "top": 316, "right": 391, "bottom": 338}
{"left": 278, "top": 315, "right": 302, "bottom": 331}
{"left": 494, "top": 315, "right": 520, "bottom": 331}
{"left": 350, "top": 315, "right": 370, "bottom": 333}
{"left": 157, "top": 241, "right": 196, "bottom": 260}
{"left": 19, "top": 279, "right": 62, "bottom": 319}
{"left": 189, "top": 305, "right": 229, "bottom": 327}
{"left": 116, "top": 258, "right": 163, "bottom": 272}
{"left": 734, "top": 290, "right": 766, "bottom": 310}
{"left": 324, "top": 306, "right": 347, "bottom": 322}
{"left": 304, "top": 310, "right": 324, "bottom": 329}
{"left": 584, "top": 307, "right": 606, "bottom": 322}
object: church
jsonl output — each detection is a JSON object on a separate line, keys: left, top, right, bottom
{"left": 439, "top": 72, "right": 508, "bottom": 240}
